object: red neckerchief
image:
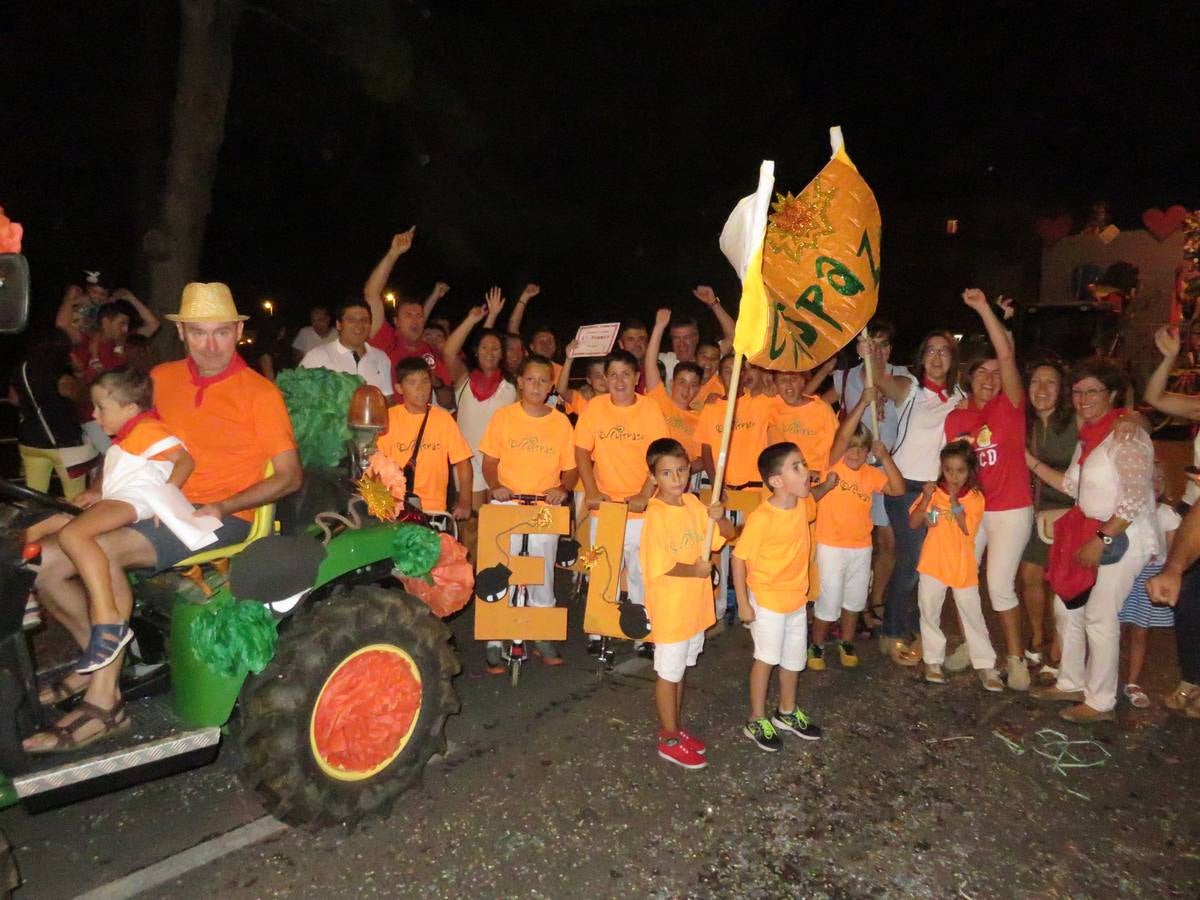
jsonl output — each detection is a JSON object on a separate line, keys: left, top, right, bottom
{"left": 187, "top": 354, "right": 249, "bottom": 407}
{"left": 113, "top": 409, "right": 162, "bottom": 445}
{"left": 468, "top": 368, "right": 503, "bottom": 402}
{"left": 1077, "top": 408, "right": 1120, "bottom": 465}
{"left": 922, "top": 376, "right": 949, "bottom": 403}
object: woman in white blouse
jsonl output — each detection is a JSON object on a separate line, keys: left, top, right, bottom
{"left": 1026, "top": 359, "right": 1158, "bottom": 723}
{"left": 867, "top": 330, "right": 965, "bottom": 665}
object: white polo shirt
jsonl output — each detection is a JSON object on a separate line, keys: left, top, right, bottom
{"left": 300, "top": 340, "right": 394, "bottom": 397}
{"left": 291, "top": 325, "right": 338, "bottom": 356}
{"left": 890, "top": 373, "right": 963, "bottom": 482}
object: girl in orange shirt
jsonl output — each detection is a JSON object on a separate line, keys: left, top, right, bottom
{"left": 908, "top": 440, "right": 1000, "bottom": 690}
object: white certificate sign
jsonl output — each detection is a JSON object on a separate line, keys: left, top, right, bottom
{"left": 571, "top": 323, "right": 620, "bottom": 357}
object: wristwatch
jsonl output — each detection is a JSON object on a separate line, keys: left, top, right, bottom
{"left": 1097, "top": 532, "right": 1114, "bottom": 545}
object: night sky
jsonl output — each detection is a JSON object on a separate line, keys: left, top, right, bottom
{"left": 4, "top": 1, "right": 1199, "bottom": 355}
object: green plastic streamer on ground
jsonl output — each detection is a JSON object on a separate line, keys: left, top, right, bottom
{"left": 189, "top": 595, "right": 279, "bottom": 678}
{"left": 392, "top": 524, "right": 442, "bottom": 578}
{"left": 277, "top": 367, "right": 364, "bottom": 467}
{"left": 1030, "top": 728, "right": 1111, "bottom": 776}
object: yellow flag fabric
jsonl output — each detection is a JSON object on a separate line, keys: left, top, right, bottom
{"left": 722, "top": 132, "right": 882, "bottom": 370}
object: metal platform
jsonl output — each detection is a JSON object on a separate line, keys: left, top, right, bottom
{"left": 13, "top": 694, "right": 220, "bottom": 799}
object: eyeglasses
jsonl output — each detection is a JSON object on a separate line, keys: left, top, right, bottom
{"left": 924, "top": 347, "right": 952, "bottom": 357}
{"left": 1071, "top": 388, "right": 1107, "bottom": 399}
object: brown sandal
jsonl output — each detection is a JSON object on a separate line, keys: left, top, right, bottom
{"left": 1166, "top": 681, "right": 1200, "bottom": 713}
{"left": 25, "top": 700, "right": 130, "bottom": 755}
{"left": 37, "top": 674, "right": 89, "bottom": 708}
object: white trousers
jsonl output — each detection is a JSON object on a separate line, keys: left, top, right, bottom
{"left": 918, "top": 574, "right": 996, "bottom": 669}
{"left": 974, "top": 506, "right": 1034, "bottom": 613}
{"left": 813, "top": 544, "right": 873, "bottom": 622}
{"left": 1053, "top": 542, "right": 1151, "bottom": 712}
{"left": 714, "top": 510, "right": 743, "bottom": 618}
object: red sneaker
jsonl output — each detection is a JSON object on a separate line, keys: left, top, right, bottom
{"left": 657, "top": 735, "right": 707, "bottom": 770}
{"left": 676, "top": 729, "right": 706, "bottom": 755}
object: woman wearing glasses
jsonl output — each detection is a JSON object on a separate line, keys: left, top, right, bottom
{"left": 863, "top": 328, "right": 964, "bottom": 665}
{"left": 1026, "top": 360, "right": 1158, "bottom": 723}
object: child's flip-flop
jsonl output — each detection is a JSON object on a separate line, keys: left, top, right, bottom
{"left": 75, "top": 624, "right": 133, "bottom": 674}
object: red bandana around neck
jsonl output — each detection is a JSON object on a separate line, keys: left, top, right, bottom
{"left": 187, "top": 354, "right": 249, "bottom": 407}
{"left": 468, "top": 368, "right": 503, "bottom": 403}
{"left": 113, "top": 408, "right": 162, "bottom": 445}
{"left": 1077, "top": 408, "right": 1120, "bottom": 464}
{"left": 922, "top": 376, "right": 949, "bottom": 403}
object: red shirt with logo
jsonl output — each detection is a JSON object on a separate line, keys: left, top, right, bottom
{"left": 369, "top": 320, "right": 451, "bottom": 385}
{"left": 943, "top": 393, "right": 1032, "bottom": 511}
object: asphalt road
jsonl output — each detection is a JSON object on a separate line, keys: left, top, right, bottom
{"left": 4, "top": 592, "right": 1200, "bottom": 898}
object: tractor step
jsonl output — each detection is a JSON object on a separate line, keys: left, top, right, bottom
{"left": 12, "top": 695, "right": 220, "bottom": 801}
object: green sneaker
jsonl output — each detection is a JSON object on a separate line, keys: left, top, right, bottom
{"left": 807, "top": 643, "right": 826, "bottom": 671}
{"left": 743, "top": 717, "right": 782, "bottom": 752}
{"left": 771, "top": 708, "right": 823, "bottom": 741}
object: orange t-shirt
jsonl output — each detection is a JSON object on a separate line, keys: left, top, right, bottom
{"left": 647, "top": 384, "right": 701, "bottom": 461}
{"left": 639, "top": 494, "right": 726, "bottom": 644}
{"left": 151, "top": 360, "right": 297, "bottom": 522}
{"left": 478, "top": 403, "right": 576, "bottom": 495}
{"left": 732, "top": 499, "right": 811, "bottom": 613}
{"left": 913, "top": 487, "right": 985, "bottom": 589}
{"left": 767, "top": 396, "right": 839, "bottom": 476}
{"left": 574, "top": 394, "right": 668, "bottom": 510}
{"left": 696, "top": 393, "right": 772, "bottom": 487}
{"left": 693, "top": 375, "right": 725, "bottom": 410}
{"left": 377, "top": 405, "right": 473, "bottom": 513}
{"left": 729, "top": 496, "right": 816, "bottom": 619}
{"left": 816, "top": 460, "right": 889, "bottom": 549}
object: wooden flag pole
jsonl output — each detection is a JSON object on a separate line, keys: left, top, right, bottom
{"left": 860, "top": 329, "right": 881, "bottom": 440}
{"left": 703, "top": 353, "right": 744, "bottom": 548}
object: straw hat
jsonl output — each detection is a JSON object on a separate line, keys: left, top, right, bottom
{"left": 166, "top": 282, "right": 249, "bottom": 322}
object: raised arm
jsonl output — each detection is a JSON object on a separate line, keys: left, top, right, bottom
{"left": 693, "top": 285, "right": 735, "bottom": 353}
{"left": 962, "top": 289, "right": 1021, "bottom": 405}
{"left": 1145, "top": 326, "right": 1200, "bottom": 420}
{"left": 363, "top": 228, "right": 415, "bottom": 338}
{"left": 861, "top": 334, "right": 911, "bottom": 405}
{"left": 804, "top": 358, "right": 837, "bottom": 396}
{"left": 645, "top": 308, "right": 671, "bottom": 393}
{"left": 444, "top": 299, "right": 490, "bottom": 389}
{"left": 423, "top": 281, "right": 450, "bottom": 321}
{"left": 828, "top": 387, "right": 875, "bottom": 465}
{"left": 112, "top": 288, "right": 160, "bottom": 338}
{"left": 558, "top": 341, "right": 579, "bottom": 398}
{"left": 505, "top": 283, "right": 540, "bottom": 336}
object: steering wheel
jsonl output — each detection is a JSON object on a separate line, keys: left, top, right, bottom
{"left": 0, "top": 477, "right": 81, "bottom": 515}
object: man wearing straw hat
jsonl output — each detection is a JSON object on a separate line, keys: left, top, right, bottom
{"left": 26, "top": 283, "right": 301, "bottom": 752}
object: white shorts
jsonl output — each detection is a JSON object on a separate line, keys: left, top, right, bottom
{"left": 654, "top": 631, "right": 705, "bottom": 682}
{"left": 748, "top": 592, "right": 808, "bottom": 670}
{"left": 469, "top": 450, "right": 486, "bottom": 493}
{"left": 814, "top": 544, "right": 873, "bottom": 621}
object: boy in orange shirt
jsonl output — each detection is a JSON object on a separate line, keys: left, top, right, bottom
{"left": 908, "top": 440, "right": 1000, "bottom": 690}
{"left": 767, "top": 370, "right": 839, "bottom": 479}
{"left": 733, "top": 442, "right": 824, "bottom": 751}
{"left": 574, "top": 349, "right": 669, "bottom": 655}
{"left": 479, "top": 354, "right": 578, "bottom": 670}
{"left": 556, "top": 341, "right": 609, "bottom": 418}
{"left": 811, "top": 389, "right": 905, "bottom": 669}
{"left": 640, "top": 438, "right": 735, "bottom": 769}
{"left": 645, "top": 308, "right": 703, "bottom": 469}
{"left": 377, "top": 358, "right": 473, "bottom": 521}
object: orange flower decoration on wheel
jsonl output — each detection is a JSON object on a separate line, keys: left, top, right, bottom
{"left": 310, "top": 645, "right": 423, "bottom": 780}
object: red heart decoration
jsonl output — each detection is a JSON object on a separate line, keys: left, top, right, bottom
{"left": 1142, "top": 205, "right": 1188, "bottom": 241}
{"left": 1034, "top": 215, "right": 1072, "bottom": 245}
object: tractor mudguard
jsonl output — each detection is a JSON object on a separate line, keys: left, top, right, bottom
{"left": 313, "top": 524, "right": 400, "bottom": 590}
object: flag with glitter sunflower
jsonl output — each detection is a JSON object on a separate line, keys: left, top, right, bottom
{"left": 721, "top": 127, "right": 882, "bottom": 370}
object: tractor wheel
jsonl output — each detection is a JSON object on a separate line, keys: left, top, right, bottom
{"left": 235, "top": 585, "right": 460, "bottom": 828}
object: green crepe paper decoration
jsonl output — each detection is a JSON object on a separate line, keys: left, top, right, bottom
{"left": 392, "top": 523, "right": 442, "bottom": 579}
{"left": 189, "top": 593, "right": 279, "bottom": 678}
{"left": 276, "top": 367, "right": 365, "bottom": 468}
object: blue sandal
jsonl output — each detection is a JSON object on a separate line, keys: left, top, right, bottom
{"left": 75, "top": 624, "right": 133, "bottom": 674}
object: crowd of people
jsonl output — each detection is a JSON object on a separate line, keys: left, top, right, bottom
{"left": 8, "top": 228, "right": 1200, "bottom": 768}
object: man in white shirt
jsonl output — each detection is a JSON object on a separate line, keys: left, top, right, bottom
{"left": 300, "top": 300, "right": 394, "bottom": 398}
{"left": 291, "top": 305, "right": 337, "bottom": 361}
{"left": 657, "top": 285, "right": 736, "bottom": 383}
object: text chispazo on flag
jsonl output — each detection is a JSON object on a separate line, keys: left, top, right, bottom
{"left": 721, "top": 130, "right": 882, "bottom": 370}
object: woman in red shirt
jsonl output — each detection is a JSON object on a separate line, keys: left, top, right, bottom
{"left": 942, "top": 289, "right": 1033, "bottom": 691}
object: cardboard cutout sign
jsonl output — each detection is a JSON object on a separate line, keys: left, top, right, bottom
{"left": 581, "top": 502, "right": 631, "bottom": 639}
{"left": 474, "top": 504, "right": 570, "bottom": 641}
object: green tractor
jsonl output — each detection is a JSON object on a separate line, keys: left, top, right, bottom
{"left": 0, "top": 268, "right": 463, "bottom": 829}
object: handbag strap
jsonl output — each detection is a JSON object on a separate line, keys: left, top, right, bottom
{"left": 20, "top": 361, "right": 60, "bottom": 449}
{"left": 403, "top": 404, "right": 433, "bottom": 483}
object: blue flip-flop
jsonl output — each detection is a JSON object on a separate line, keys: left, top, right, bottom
{"left": 75, "top": 624, "right": 133, "bottom": 674}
